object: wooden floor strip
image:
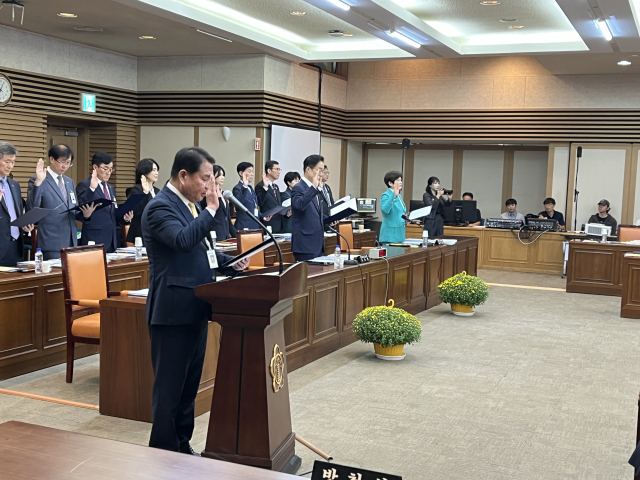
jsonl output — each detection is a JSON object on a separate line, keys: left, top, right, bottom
{"left": 486, "top": 282, "right": 565, "bottom": 292}
{"left": 0, "top": 388, "right": 99, "bottom": 410}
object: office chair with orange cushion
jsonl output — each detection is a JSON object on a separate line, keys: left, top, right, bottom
{"left": 60, "top": 245, "right": 128, "bottom": 383}
{"left": 618, "top": 225, "right": 640, "bottom": 242}
{"left": 237, "top": 229, "right": 267, "bottom": 270}
{"left": 337, "top": 222, "right": 375, "bottom": 254}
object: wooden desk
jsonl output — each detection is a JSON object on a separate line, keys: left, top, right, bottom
{"left": 566, "top": 241, "right": 640, "bottom": 296}
{"left": 0, "top": 259, "right": 150, "bottom": 381}
{"left": 621, "top": 254, "right": 640, "bottom": 318}
{"left": 99, "top": 297, "right": 220, "bottom": 422}
{"left": 406, "top": 225, "right": 566, "bottom": 274}
{"left": 99, "top": 237, "right": 478, "bottom": 422}
{"left": 0, "top": 421, "right": 298, "bottom": 480}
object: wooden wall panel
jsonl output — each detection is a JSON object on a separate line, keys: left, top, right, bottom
{"left": 0, "top": 109, "right": 47, "bottom": 191}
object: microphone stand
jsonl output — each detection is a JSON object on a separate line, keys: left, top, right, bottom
{"left": 573, "top": 153, "right": 581, "bottom": 232}
{"left": 224, "top": 192, "right": 284, "bottom": 275}
{"left": 327, "top": 224, "right": 358, "bottom": 265}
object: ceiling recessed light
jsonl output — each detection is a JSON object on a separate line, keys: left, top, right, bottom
{"left": 57, "top": 13, "right": 77, "bottom": 18}
{"left": 139, "top": 35, "right": 156, "bottom": 40}
{"left": 290, "top": 11, "right": 307, "bottom": 15}
{"left": 387, "top": 30, "right": 421, "bottom": 48}
{"left": 598, "top": 18, "right": 613, "bottom": 41}
{"left": 618, "top": 60, "right": 631, "bottom": 66}
{"left": 73, "top": 26, "right": 103, "bottom": 32}
{"left": 328, "top": 30, "right": 345, "bottom": 37}
{"left": 508, "top": 25, "right": 524, "bottom": 29}
{"left": 499, "top": 18, "right": 516, "bottom": 22}
{"left": 343, "top": 33, "right": 353, "bottom": 37}
{"left": 480, "top": 1, "right": 500, "bottom": 5}
{"left": 196, "top": 29, "right": 232, "bottom": 42}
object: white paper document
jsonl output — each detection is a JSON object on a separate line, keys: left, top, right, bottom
{"left": 409, "top": 206, "right": 432, "bottom": 220}
{"left": 330, "top": 198, "right": 357, "bottom": 217}
{"left": 127, "top": 289, "right": 149, "bottom": 297}
{"left": 282, "top": 198, "right": 291, "bottom": 208}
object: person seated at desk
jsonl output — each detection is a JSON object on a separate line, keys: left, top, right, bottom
{"left": 380, "top": 170, "right": 406, "bottom": 244}
{"left": 462, "top": 192, "right": 482, "bottom": 226}
{"left": 588, "top": 199, "right": 617, "bottom": 233}
{"left": 501, "top": 198, "right": 524, "bottom": 221}
{"left": 538, "top": 197, "right": 565, "bottom": 231}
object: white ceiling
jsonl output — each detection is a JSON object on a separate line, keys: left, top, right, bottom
{"left": 3, "top": 0, "right": 640, "bottom": 63}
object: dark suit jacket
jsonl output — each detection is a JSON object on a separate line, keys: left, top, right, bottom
{"left": 291, "top": 180, "right": 324, "bottom": 257}
{"left": 232, "top": 181, "right": 260, "bottom": 231}
{"left": 27, "top": 172, "right": 86, "bottom": 255}
{"left": 280, "top": 188, "right": 293, "bottom": 233}
{"left": 318, "top": 184, "right": 334, "bottom": 215}
{"left": 199, "top": 196, "right": 236, "bottom": 240}
{"left": 126, "top": 184, "right": 160, "bottom": 244}
{"left": 0, "top": 177, "right": 24, "bottom": 265}
{"left": 142, "top": 186, "right": 236, "bottom": 326}
{"left": 77, "top": 177, "right": 123, "bottom": 252}
{"left": 256, "top": 180, "right": 283, "bottom": 233}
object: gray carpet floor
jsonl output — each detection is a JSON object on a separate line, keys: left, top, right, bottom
{"left": 0, "top": 269, "right": 638, "bottom": 479}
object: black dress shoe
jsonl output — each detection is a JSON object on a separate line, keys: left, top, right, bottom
{"left": 179, "top": 444, "right": 201, "bottom": 456}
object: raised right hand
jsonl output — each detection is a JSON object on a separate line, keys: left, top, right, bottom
{"left": 262, "top": 173, "right": 270, "bottom": 187}
{"left": 34, "top": 158, "right": 46, "bottom": 186}
{"left": 206, "top": 181, "right": 220, "bottom": 211}
{"left": 141, "top": 175, "right": 150, "bottom": 194}
{"left": 90, "top": 169, "right": 99, "bottom": 190}
{"left": 242, "top": 171, "right": 250, "bottom": 187}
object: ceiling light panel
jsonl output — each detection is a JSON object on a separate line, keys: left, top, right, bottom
{"left": 57, "top": 13, "right": 77, "bottom": 18}
{"left": 390, "top": 0, "right": 587, "bottom": 54}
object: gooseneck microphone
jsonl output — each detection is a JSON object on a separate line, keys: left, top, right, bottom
{"left": 222, "top": 190, "right": 284, "bottom": 275}
{"left": 327, "top": 224, "right": 358, "bottom": 265}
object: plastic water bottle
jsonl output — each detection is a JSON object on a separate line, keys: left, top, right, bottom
{"left": 334, "top": 244, "right": 341, "bottom": 269}
{"left": 422, "top": 230, "right": 429, "bottom": 248}
{"left": 210, "top": 231, "right": 217, "bottom": 250}
{"left": 135, "top": 237, "right": 143, "bottom": 261}
{"left": 35, "top": 248, "right": 43, "bottom": 274}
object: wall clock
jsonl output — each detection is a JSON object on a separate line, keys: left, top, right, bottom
{"left": 0, "top": 74, "right": 13, "bottom": 106}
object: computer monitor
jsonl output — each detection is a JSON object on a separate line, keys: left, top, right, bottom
{"left": 356, "top": 198, "right": 377, "bottom": 214}
{"left": 444, "top": 200, "right": 477, "bottom": 225}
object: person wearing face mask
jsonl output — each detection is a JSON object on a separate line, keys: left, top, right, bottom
{"left": 77, "top": 152, "right": 134, "bottom": 252}
{"left": 126, "top": 158, "right": 161, "bottom": 245}
{"left": 380, "top": 171, "right": 406, "bottom": 244}
{"left": 280, "top": 171, "right": 300, "bottom": 234}
{"left": 200, "top": 165, "right": 236, "bottom": 240}
{"left": 588, "top": 199, "right": 617, "bottom": 234}
{"left": 422, "top": 176, "right": 451, "bottom": 238}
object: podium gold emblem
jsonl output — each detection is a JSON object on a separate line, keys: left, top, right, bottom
{"left": 269, "top": 344, "right": 285, "bottom": 393}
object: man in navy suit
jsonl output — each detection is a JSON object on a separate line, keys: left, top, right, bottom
{"left": 142, "top": 146, "right": 249, "bottom": 454}
{"left": 77, "top": 152, "right": 133, "bottom": 252}
{"left": 256, "top": 160, "right": 283, "bottom": 233}
{"left": 27, "top": 145, "right": 96, "bottom": 260}
{"left": 0, "top": 142, "right": 34, "bottom": 266}
{"left": 232, "top": 162, "right": 271, "bottom": 231}
{"left": 291, "top": 154, "right": 326, "bottom": 262}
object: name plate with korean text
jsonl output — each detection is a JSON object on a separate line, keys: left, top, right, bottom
{"left": 312, "top": 460, "right": 402, "bottom": 480}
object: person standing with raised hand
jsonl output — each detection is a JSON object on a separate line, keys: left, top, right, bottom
{"left": 380, "top": 171, "right": 407, "bottom": 244}
{"left": 232, "top": 161, "right": 271, "bottom": 231}
{"left": 27, "top": 145, "right": 96, "bottom": 260}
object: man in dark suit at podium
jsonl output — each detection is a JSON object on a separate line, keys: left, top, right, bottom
{"left": 256, "top": 160, "right": 283, "bottom": 233}
{"left": 291, "top": 154, "right": 325, "bottom": 262}
{"left": 142, "top": 146, "right": 249, "bottom": 455}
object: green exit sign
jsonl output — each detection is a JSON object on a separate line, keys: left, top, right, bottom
{"left": 81, "top": 93, "right": 96, "bottom": 113}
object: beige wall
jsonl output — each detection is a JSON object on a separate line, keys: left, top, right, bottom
{"left": 347, "top": 57, "right": 640, "bottom": 110}
{"left": 0, "top": 25, "right": 137, "bottom": 90}
{"left": 320, "top": 136, "right": 342, "bottom": 192}
{"left": 512, "top": 150, "right": 548, "bottom": 217}
{"left": 461, "top": 150, "right": 504, "bottom": 219}
{"left": 550, "top": 145, "right": 571, "bottom": 217}
{"left": 199, "top": 127, "right": 256, "bottom": 185}
{"left": 139, "top": 126, "right": 195, "bottom": 187}
{"left": 345, "top": 141, "right": 362, "bottom": 198}
{"left": 367, "top": 149, "right": 402, "bottom": 201}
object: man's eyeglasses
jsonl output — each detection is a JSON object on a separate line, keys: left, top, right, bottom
{"left": 53, "top": 158, "right": 73, "bottom": 167}
{"left": 99, "top": 166, "right": 115, "bottom": 173}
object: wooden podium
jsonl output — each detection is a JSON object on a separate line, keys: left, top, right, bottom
{"left": 195, "top": 262, "right": 306, "bottom": 473}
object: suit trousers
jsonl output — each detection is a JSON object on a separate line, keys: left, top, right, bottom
{"left": 294, "top": 252, "right": 321, "bottom": 262}
{"left": 0, "top": 239, "right": 22, "bottom": 266}
{"left": 148, "top": 321, "right": 208, "bottom": 452}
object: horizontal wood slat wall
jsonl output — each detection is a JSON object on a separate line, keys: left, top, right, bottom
{"left": 0, "top": 110, "right": 47, "bottom": 191}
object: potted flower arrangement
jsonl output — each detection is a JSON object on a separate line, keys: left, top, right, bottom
{"left": 352, "top": 300, "right": 422, "bottom": 360}
{"left": 437, "top": 271, "right": 489, "bottom": 316}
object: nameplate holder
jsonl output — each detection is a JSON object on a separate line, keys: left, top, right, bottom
{"left": 311, "top": 460, "right": 401, "bottom": 480}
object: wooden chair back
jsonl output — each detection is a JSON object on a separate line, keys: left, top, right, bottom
{"left": 237, "top": 230, "right": 265, "bottom": 268}
{"left": 618, "top": 225, "right": 640, "bottom": 242}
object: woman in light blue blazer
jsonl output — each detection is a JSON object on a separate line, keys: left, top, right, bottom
{"left": 380, "top": 171, "right": 407, "bottom": 244}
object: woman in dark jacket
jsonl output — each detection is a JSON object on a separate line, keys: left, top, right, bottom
{"left": 126, "top": 158, "right": 160, "bottom": 245}
{"left": 200, "top": 165, "right": 236, "bottom": 240}
{"left": 422, "top": 176, "right": 451, "bottom": 238}
{"left": 280, "top": 171, "right": 300, "bottom": 234}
